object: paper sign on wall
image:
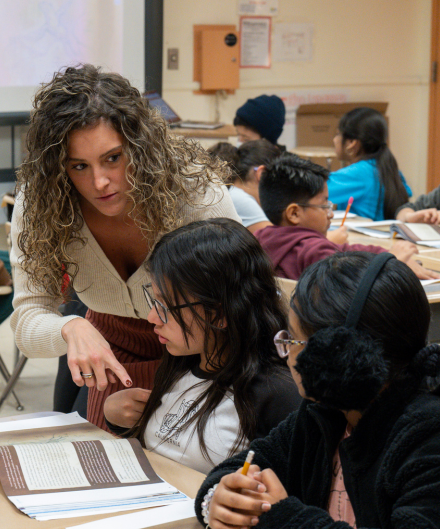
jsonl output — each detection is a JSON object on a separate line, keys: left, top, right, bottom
{"left": 240, "top": 16, "right": 271, "bottom": 68}
{"left": 238, "top": 0, "right": 278, "bottom": 16}
{"left": 273, "top": 23, "right": 314, "bottom": 62}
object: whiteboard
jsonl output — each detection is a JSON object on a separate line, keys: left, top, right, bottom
{"left": 0, "top": 0, "right": 145, "bottom": 111}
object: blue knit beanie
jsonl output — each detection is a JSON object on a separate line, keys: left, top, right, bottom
{"left": 235, "top": 94, "right": 285, "bottom": 144}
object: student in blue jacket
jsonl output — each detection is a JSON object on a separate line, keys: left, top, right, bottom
{"left": 328, "top": 107, "right": 412, "bottom": 220}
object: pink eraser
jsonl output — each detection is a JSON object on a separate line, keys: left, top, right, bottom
{"left": 348, "top": 196, "right": 354, "bottom": 205}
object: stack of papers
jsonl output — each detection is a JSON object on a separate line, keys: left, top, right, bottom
{"left": 332, "top": 210, "right": 357, "bottom": 220}
{"left": 344, "top": 220, "right": 399, "bottom": 238}
{"left": 0, "top": 413, "right": 189, "bottom": 521}
{"left": 344, "top": 220, "right": 440, "bottom": 247}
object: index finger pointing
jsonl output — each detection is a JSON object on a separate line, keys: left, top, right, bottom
{"left": 106, "top": 358, "right": 132, "bottom": 387}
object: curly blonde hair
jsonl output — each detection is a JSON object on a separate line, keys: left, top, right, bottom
{"left": 17, "top": 64, "right": 229, "bottom": 297}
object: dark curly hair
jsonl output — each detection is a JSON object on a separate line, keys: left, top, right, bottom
{"left": 127, "top": 218, "right": 288, "bottom": 461}
{"left": 16, "top": 64, "right": 227, "bottom": 297}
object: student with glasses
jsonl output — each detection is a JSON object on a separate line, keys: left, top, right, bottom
{"left": 196, "top": 252, "right": 440, "bottom": 529}
{"left": 255, "top": 152, "right": 438, "bottom": 280}
{"left": 103, "top": 218, "right": 301, "bottom": 473}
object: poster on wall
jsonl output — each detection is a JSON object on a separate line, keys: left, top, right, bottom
{"left": 240, "top": 17, "right": 271, "bottom": 68}
{"left": 238, "top": 0, "right": 278, "bottom": 16}
{"left": 273, "top": 23, "right": 314, "bottom": 62}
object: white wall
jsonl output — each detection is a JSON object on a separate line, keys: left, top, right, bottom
{"left": 163, "top": 0, "right": 432, "bottom": 197}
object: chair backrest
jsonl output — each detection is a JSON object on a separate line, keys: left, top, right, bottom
{"left": 0, "top": 248, "right": 13, "bottom": 324}
{"left": 276, "top": 277, "right": 297, "bottom": 309}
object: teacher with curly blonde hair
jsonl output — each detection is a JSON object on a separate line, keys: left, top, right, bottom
{"left": 11, "top": 64, "right": 239, "bottom": 429}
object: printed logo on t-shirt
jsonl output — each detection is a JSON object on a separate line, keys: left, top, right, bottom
{"left": 155, "top": 399, "right": 198, "bottom": 446}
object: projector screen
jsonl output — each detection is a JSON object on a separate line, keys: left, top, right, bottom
{"left": 0, "top": 0, "right": 145, "bottom": 112}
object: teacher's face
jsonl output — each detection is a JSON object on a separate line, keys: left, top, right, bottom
{"left": 66, "top": 120, "right": 131, "bottom": 219}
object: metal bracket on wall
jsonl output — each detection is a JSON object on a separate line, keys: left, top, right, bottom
{"left": 167, "top": 48, "right": 179, "bottom": 70}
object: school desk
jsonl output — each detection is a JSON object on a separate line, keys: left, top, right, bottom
{"left": 171, "top": 124, "right": 236, "bottom": 140}
{"left": 346, "top": 230, "right": 440, "bottom": 341}
{"left": 1, "top": 450, "right": 205, "bottom": 529}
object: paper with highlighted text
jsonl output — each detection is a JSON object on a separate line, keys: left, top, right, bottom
{"left": 0, "top": 413, "right": 188, "bottom": 520}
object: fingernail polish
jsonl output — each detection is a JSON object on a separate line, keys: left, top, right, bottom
{"left": 262, "top": 502, "right": 271, "bottom": 511}
{"left": 257, "top": 484, "right": 266, "bottom": 492}
{"left": 126, "top": 379, "right": 132, "bottom": 387}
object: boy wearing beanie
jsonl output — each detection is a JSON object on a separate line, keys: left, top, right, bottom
{"left": 234, "top": 94, "right": 285, "bottom": 146}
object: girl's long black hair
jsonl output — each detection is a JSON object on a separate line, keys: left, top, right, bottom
{"left": 126, "top": 218, "right": 287, "bottom": 461}
{"left": 235, "top": 139, "right": 280, "bottom": 183}
{"left": 339, "top": 107, "right": 409, "bottom": 219}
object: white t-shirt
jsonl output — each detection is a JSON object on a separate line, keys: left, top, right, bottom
{"left": 144, "top": 368, "right": 245, "bottom": 474}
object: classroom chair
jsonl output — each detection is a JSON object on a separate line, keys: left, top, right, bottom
{"left": 276, "top": 277, "right": 297, "bottom": 307}
{"left": 0, "top": 227, "right": 25, "bottom": 411}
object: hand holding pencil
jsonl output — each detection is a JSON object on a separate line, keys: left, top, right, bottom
{"left": 203, "top": 449, "right": 290, "bottom": 528}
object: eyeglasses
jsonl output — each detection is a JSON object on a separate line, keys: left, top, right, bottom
{"left": 142, "top": 283, "right": 202, "bottom": 324}
{"left": 274, "top": 330, "right": 307, "bottom": 358}
{"left": 296, "top": 201, "right": 336, "bottom": 216}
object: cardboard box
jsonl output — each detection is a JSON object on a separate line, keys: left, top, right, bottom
{"left": 296, "top": 102, "right": 388, "bottom": 148}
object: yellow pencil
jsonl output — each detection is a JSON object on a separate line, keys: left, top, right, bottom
{"left": 241, "top": 450, "right": 255, "bottom": 475}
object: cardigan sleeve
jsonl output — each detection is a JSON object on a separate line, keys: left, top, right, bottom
{"left": 10, "top": 194, "right": 81, "bottom": 358}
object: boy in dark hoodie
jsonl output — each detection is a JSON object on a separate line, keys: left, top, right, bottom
{"left": 256, "top": 152, "right": 438, "bottom": 280}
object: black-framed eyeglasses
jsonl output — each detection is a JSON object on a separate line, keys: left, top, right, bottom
{"left": 295, "top": 201, "right": 336, "bottom": 215}
{"left": 274, "top": 330, "right": 307, "bottom": 358}
{"left": 142, "top": 283, "right": 203, "bottom": 324}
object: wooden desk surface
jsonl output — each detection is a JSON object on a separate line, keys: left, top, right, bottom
{"left": 170, "top": 124, "right": 236, "bottom": 139}
{"left": 1, "top": 451, "right": 205, "bottom": 529}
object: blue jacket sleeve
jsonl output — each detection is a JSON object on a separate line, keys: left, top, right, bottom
{"left": 327, "top": 165, "right": 368, "bottom": 211}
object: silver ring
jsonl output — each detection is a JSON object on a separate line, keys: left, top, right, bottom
{"left": 80, "top": 372, "right": 94, "bottom": 379}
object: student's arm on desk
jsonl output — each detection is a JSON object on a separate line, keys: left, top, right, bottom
{"left": 346, "top": 238, "right": 439, "bottom": 279}
{"left": 396, "top": 207, "right": 440, "bottom": 225}
{"left": 405, "top": 260, "right": 440, "bottom": 280}
{"left": 388, "top": 240, "right": 418, "bottom": 262}
{"left": 387, "top": 241, "right": 440, "bottom": 279}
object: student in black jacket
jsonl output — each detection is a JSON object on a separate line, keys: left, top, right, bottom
{"left": 196, "top": 251, "right": 440, "bottom": 529}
